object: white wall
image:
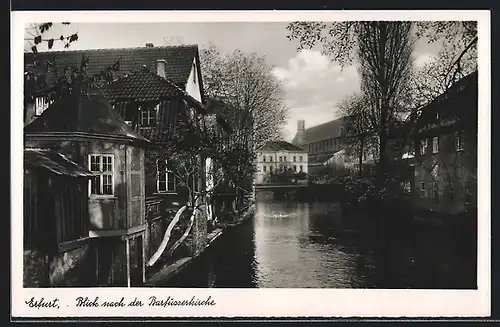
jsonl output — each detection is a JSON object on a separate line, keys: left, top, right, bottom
{"left": 255, "top": 150, "right": 308, "bottom": 184}
{"left": 185, "top": 58, "right": 202, "bottom": 103}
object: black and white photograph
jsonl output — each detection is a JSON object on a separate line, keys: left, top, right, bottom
{"left": 12, "top": 10, "right": 490, "bottom": 318}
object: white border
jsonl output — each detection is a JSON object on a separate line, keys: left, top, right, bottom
{"left": 11, "top": 10, "right": 491, "bottom": 318}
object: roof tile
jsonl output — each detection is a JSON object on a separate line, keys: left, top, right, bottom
{"left": 25, "top": 45, "right": 198, "bottom": 89}
{"left": 258, "top": 140, "right": 306, "bottom": 152}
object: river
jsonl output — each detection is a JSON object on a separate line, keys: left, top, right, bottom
{"left": 165, "top": 200, "right": 477, "bottom": 289}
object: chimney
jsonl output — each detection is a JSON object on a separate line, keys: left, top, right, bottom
{"left": 297, "top": 120, "right": 306, "bottom": 145}
{"left": 145, "top": 43, "right": 154, "bottom": 48}
{"left": 156, "top": 59, "right": 167, "bottom": 78}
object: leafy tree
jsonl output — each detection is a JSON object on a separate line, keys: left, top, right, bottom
{"left": 411, "top": 21, "right": 477, "bottom": 108}
{"left": 287, "top": 21, "right": 414, "bottom": 187}
{"left": 200, "top": 43, "right": 288, "bottom": 150}
{"left": 146, "top": 106, "right": 226, "bottom": 265}
{"left": 338, "top": 92, "right": 377, "bottom": 176}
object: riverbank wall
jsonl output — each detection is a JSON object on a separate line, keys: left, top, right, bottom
{"left": 144, "top": 203, "right": 256, "bottom": 286}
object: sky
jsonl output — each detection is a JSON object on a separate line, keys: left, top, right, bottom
{"left": 24, "top": 22, "right": 441, "bottom": 142}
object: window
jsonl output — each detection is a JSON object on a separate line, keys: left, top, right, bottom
{"left": 269, "top": 156, "right": 273, "bottom": 162}
{"left": 294, "top": 165, "right": 297, "bottom": 172}
{"left": 455, "top": 131, "right": 464, "bottom": 151}
{"left": 263, "top": 156, "right": 266, "bottom": 162}
{"left": 140, "top": 106, "right": 157, "bottom": 127}
{"left": 431, "top": 165, "right": 439, "bottom": 178}
{"left": 157, "top": 160, "right": 176, "bottom": 193}
{"left": 402, "top": 181, "right": 412, "bottom": 194}
{"left": 35, "top": 97, "right": 51, "bottom": 115}
{"left": 293, "top": 156, "right": 296, "bottom": 162}
{"left": 279, "top": 156, "right": 282, "bottom": 162}
{"left": 432, "top": 137, "right": 439, "bottom": 154}
{"left": 270, "top": 165, "right": 274, "bottom": 173}
{"left": 89, "top": 154, "right": 114, "bottom": 195}
{"left": 192, "top": 63, "right": 197, "bottom": 84}
{"left": 447, "top": 182, "right": 455, "bottom": 202}
{"left": 263, "top": 165, "right": 267, "bottom": 173}
{"left": 299, "top": 165, "right": 303, "bottom": 172}
{"left": 420, "top": 139, "right": 428, "bottom": 155}
{"left": 299, "top": 156, "right": 303, "bottom": 162}
{"left": 432, "top": 181, "right": 439, "bottom": 201}
{"left": 284, "top": 156, "right": 287, "bottom": 162}
{"left": 420, "top": 182, "right": 427, "bottom": 198}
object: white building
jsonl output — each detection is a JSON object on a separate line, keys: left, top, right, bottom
{"left": 255, "top": 141, "right": 308, "bottom": 184}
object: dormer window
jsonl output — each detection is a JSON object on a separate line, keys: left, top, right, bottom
{"left": 140, "top": 105, "right": 157, "bottom": 127}
{"left": 35, "top": 96, "right": 51, "bottom": 116}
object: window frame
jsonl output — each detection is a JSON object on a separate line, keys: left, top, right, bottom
{"left": 432, "top": 136, "right": 439, "bottom": 154}
{"left": 455, "top": 131, "right": 464, "bottom": 151}
{"left": 34, "top": 96, "right": 52, "bottom": 116}
{"left": 88, "top": 154, "right": 115, "bottom": 197}
{"left": 431, "top": 181, "right": 439, "bottom": 201}
{"left": 139, "top": 105, "right": 158, "bottom": 127}
{"left": 157, "top": 159, "right": 177, "bottom": 193}
{"left": 420, "top": 139, "right": 428, "bottom": 155}
{"left": 420, "top": 181, "right": 427, "bottom": 199}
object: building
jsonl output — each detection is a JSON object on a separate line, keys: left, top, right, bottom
{"left": 291, "top": 117, "right": 374, "bottom": 175}
{"left": 255, "top": 141, "right": 308, "bottom": 184}
{"left": 24, "top": 91, "right": 150, "bottom": 287}
{"left": 24, "top": 44, "right": 205, "bottom": 125}
{"left": 411, "top": 71, "right": 478, "bottom": 215}
{"left": 22, "top": 44, "right": 235, "bottom": 285}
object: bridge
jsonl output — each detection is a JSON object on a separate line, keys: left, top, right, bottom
{"left": 254, "top": 183, "right": 308, "bottom": 190}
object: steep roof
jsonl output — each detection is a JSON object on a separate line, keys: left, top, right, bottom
{"left": 98, "top": 67, "right": 206, "bottom": 113}
{"left": 25, "top": 45, "right": 201, "bottom": 92}
{"left": 291, "top": 116, "right": 351, "bottom": 145}
{"left": 258, "top": 140, "right": 306, "bottom": 152}
{"left": 307, "top": 151, "right": 343, "bottom": 165}
{"left": 414, "top": 71, "right": 478, "bottom": 134}
{"left": 24, "top": 148, "right": 94, "bottom": 178}
{"left": 24, "top": 93, "right": 150, "bottom": 144}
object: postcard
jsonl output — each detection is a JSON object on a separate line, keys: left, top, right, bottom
{"left": 11, "top": 9, "right": 491, "bottom": 319}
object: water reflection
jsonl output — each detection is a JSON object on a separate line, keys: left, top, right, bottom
{"left": 166, "top": 200, "right": 476, "bottom": 289}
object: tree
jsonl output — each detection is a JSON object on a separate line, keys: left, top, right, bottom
{"left": 24, "top": 22, "right": 77, "bottom": 53}
{"left": 410, "top": 21, "right": 477, "bottom": 108}
{"left": 338, "top": 92, "right": 375, "bottom": 176}
{"left": 146, "top": 106, "right": 225, "bottom": 266}
{"left": 200, "top": 43, "right": 289, "bottom": 150}
{"left": 287, "top": 21, "right": 414, "bottom": 187}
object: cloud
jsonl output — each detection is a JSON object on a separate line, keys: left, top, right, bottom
{"left": 412, "top": 52, "right": 436, "bottom": 68}
{"left": 272, "top": 49, "right": 360, "bottom": 141}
